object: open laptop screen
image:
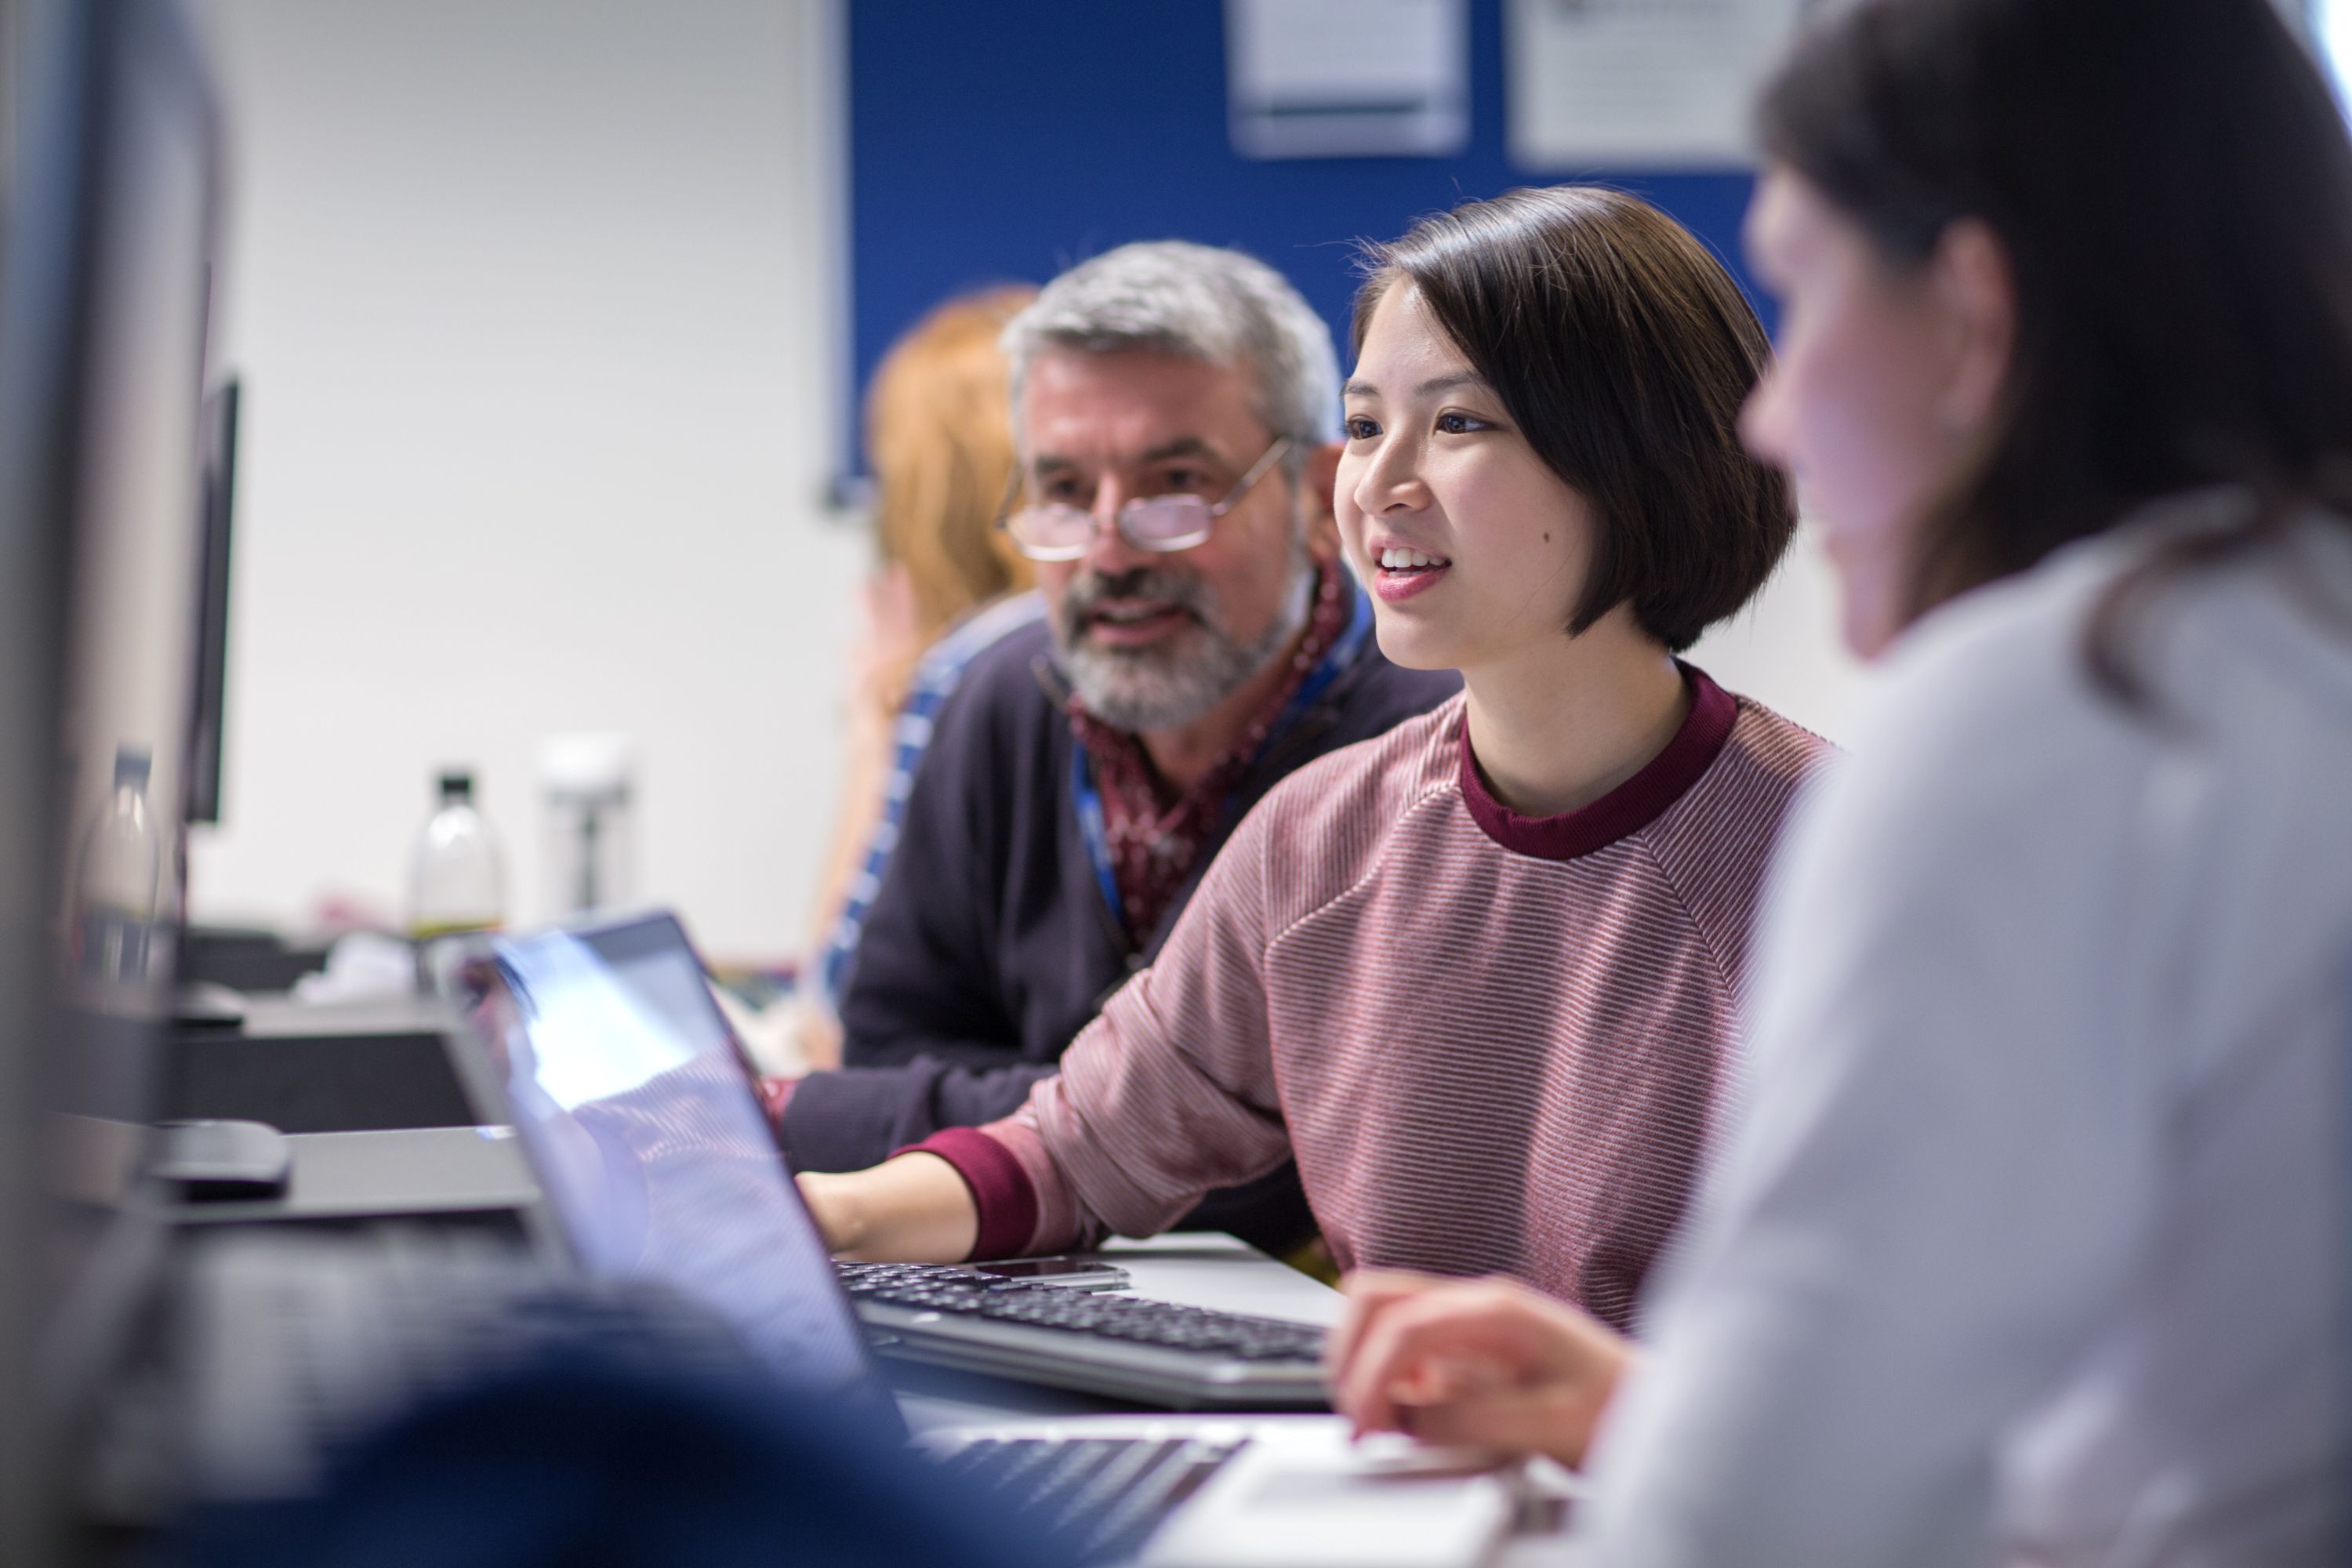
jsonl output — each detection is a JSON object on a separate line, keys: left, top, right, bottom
{"left": 457, "top": 914, "right": 877, "bottom": 1406}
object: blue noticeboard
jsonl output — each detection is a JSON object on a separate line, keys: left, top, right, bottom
{"left": 846, "top": 0, "right": 1769, "bottom": 475}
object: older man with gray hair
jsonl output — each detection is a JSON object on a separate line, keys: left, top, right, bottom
{"left": 774, "top": 241, "right": 1457, "bottom": 1252}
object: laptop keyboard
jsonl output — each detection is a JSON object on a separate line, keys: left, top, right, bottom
{"left": 939, "top": 1433, "right": 1247, "bottom": 1563}
{"left": 839, "top": 1263, "right": 1327, "bottom": 1364}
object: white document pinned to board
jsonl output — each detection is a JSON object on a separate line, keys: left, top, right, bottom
{"left": 1226, "top": 0, "right": 1470, "bottom": 159}
{"left": 1506, "top": 0, "right": 1811, "bottom": 169}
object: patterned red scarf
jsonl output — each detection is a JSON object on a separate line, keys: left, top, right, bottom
{"left": 1067, "top": 568, "right": 1348, "bottom": 946}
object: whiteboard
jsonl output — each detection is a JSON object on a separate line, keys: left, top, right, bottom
{"left": 1227, "top": 0, "right": 1471, "bottom": 159}
{"left": 1506, "top": 0, "right": 1809, "bottom": 169}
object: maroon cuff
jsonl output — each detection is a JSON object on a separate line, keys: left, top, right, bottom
{"left": 897, "top": 1126, "right": 1038, "bottom": 1262}
{"left": 757, "top": 1075, "right": 797, "bottom": 1134}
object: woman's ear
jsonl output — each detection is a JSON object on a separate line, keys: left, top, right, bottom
{"left": 1929, "top": 218, "right": 2016, "bottom": 437}
{"left": 1302, "top": 441, "right": 1344, "bottom": 564}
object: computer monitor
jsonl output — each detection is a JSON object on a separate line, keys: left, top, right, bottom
{"left": 188, "top": 375, "right": 237, "bottom": 827}
{"left": 0, "top": 0, "right": 222, "bottom": 1548}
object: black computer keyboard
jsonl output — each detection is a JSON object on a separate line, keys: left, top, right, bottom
{"left": 839, "top": 1263, "right": 1327, "bottom": 1363}
{"left": 835, "top": 1260, "right": 1069, "bottom": 1295}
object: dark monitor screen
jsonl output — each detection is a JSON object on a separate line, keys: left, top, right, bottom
{"left": 187, "top": 376, "right": 236, "bottom": 826}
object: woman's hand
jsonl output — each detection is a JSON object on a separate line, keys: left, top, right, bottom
{"left": 1326, "top": 1270, "right": 1636, "bottom": 1469}
{"left": 794, "top": 1152, "right": 979, "bottom": 1261}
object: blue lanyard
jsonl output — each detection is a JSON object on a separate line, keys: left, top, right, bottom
{"left": 1071, "top": 584, "right": 1374, "bottom": 929}
{"left": 1072, "top": 746, "right": 1127, "bottom": 931}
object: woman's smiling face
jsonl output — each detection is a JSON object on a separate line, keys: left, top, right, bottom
{"left": 1336, "top": 281, "right": 1604, "bottom": 675}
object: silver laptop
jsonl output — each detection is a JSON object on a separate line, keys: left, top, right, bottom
{"left": 442, "top": 910, "right": 1523, "bottom": 1568}
{"left": 490, "top": 913, "right": 1324, "bottom": 1408}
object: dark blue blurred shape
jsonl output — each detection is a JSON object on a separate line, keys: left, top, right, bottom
{"left": 173, "top": 1341, "right": 1057, "bottom": 1568}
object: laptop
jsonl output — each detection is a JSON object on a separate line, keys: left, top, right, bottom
{"left": 488, "top": 912, "right": 1325, "bottom": 1409}
{"left": 441, "top": 910, "right": 1523, "bottom": 1568}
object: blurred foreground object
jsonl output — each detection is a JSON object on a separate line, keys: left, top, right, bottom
{"left": 0, "top": 0, "right": 226, "bottom": 1558}
{"left": 172, "top": 1310, "right": 1044, "bottom": 1568}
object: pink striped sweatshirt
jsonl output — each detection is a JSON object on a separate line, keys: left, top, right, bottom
{"left": 913, "top": 669, "right": 1832, "bottom": 1329}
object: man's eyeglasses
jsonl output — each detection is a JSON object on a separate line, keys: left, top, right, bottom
{"left": 996, "top": 437, "right": 1293, "bottom": 563}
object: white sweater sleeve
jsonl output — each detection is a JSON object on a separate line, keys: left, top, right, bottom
{"left": 1577, "top": 611, "right": 2176, "bottom": 1568}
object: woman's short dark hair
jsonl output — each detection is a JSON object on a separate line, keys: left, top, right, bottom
{"left": 1352, "top": 187, "right": 1795, "bottom": 653}
{"left": 1757, "top": 0, "right": 2352, "bottom": 684}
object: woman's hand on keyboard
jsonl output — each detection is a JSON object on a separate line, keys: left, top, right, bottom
{"left": 1327, "top": 1270, "right": 1634, "bottom": 1468}
{"left": 796, "top": 1152, "right": 979, "bottom": 1262}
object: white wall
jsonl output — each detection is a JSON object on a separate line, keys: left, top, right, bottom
{"left": 1688, "top": 524, "right": 1866, "bottom": 746}
{"left": 186, "top": 0, "right": 867, "bottom": 962}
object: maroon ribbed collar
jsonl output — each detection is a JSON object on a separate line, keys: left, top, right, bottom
{"left": 1458, "top": 664, "right": 1738, "bottom": 861}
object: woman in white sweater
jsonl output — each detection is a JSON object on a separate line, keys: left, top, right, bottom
{"left": 1329, "top": 1, "right": 2352, "bottom": 1563}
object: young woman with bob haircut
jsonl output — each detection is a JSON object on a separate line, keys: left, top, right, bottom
{"left": 794, "top": 187, "right": 1834, "bottom": 1327}
{"left": 1330, "top": 1, "right": 2352, "bottom": 1561}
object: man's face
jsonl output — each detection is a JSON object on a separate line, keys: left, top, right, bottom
{"left": 1019, "top": 347, "right": 1333, "bottom": 732}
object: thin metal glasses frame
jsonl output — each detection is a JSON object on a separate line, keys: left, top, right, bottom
{"left": 994, "top": 436, "right": 1294, "bottom": 563}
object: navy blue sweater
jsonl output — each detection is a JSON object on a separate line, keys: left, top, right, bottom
{"left": 780, "top": 612, "right": 1458, "bottom": 1251}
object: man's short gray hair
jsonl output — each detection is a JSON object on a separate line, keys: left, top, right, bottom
{"left": 1003, "top": 241, "right": 1341, "bottom": 451}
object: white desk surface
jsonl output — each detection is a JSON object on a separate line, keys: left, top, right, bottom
{"left": 1093, "top": 1232, "right": 1347, "bottom": 1324}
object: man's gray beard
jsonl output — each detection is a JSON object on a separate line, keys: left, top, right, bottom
{"left": 1056, "top": 534, "right": 1316, "bottom": 734}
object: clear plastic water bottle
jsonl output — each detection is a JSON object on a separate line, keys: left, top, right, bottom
{"left": 75, "top": 744, "right": 161, "bottom": 982}
{"left": 410, "top": 768, "right": 503, "bottom": 947}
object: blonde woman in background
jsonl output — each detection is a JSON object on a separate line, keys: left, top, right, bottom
{"left": 795, "top": 287, "right": 1040, "bottom": 1068}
